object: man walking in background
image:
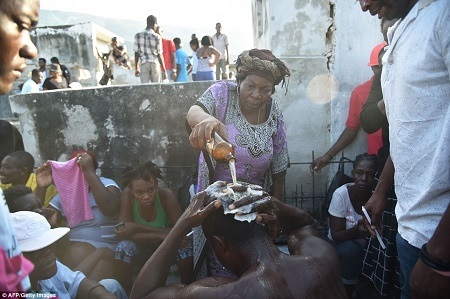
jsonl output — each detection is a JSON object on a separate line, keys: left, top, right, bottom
{"left": 212, "top": 22, "right": 229, "bottom": 80}
{"left": 134, "top": 15, "right": 167, "bottom": 83}
{"left": 156, "top": 26, "right": 176, "bottom": 82}
{"left": 173, "top": 38, "right": 191, "bottom": 82}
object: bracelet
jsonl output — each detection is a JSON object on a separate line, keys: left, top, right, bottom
{"left": 430, "top": 267, "right": 450, "bottom": 277}
{"left": 420, "top": 243, "right": 450, "bottom": 272}
{"left": 325, "top": 152, "right": 333, "bottom": 160}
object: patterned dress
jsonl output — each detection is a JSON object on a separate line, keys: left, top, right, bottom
{"left": 193, "top": 80, "right": 289, "bottom": 279}
{"left": 196, "top": 80, "right": 288, "bottom": 193}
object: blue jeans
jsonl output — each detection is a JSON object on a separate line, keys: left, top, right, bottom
{"left": 327, "top": 237, "right": 367, "bottom": 285}
{"left": 396, "top": 233, "right": 421, "bottom": 299}
{"left": 196, "top": 71, "right": 214, "bottom": 81}
{"left": 115, "top": 238, "right": 193, "bottom": 266}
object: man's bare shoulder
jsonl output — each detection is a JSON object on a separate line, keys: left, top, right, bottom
{"left": 148, "top": 273, "right": 286, "bottom": 299}
{"left": 147, "top": 255, "right": 344, "bottom": 299}
{"left": 146, "top": 276, "right": 237, "bottom": 299}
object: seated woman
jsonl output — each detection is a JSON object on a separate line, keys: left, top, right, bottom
{"left": 327, "top": 153, "right": 378, "bottom": 298}
{"left": 113, "top": 161, "right": 193, "bottom": 293}
{"left": 37, "top": 149, "right": 121, "bottom": 281}
{"left": 4, "top": 185, "right": 116, "bottom": 282}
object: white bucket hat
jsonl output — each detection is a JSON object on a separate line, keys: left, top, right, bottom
{"left": 11, "top": 211, "right": 70, "bottom": 252}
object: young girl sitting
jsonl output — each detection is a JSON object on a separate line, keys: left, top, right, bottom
{"left": 113, "top": 161, "right": 193, "bottom": 293}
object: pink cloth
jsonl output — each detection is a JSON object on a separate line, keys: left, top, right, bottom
{"left": 0, "top": 248, "right": 34, "bottom": 292}
{"left": 49, "top": 158, "right": 92, "bottom": 227}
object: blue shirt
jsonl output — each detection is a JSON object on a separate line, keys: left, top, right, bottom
{"left": 39, "top": 261, "right": 85, "bottom": 298}
{"left": 50, "top": 177, "right": 120, "bottom": 249}
{"left": 175, "top": 48, "right": 191, "bottom": 82}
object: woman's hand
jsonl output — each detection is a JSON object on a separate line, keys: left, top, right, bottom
{"left": 356, "top": 219, "right": 370, "bottom": 238}
{"left": 76, "top": 152, "right": 95, "bottom": 174}
{"left": 36, "top": 161, "right": 53, "bottom": 188}
{"left": 189, "top": 116, "right": 227, "bottom": 151}
{"left": 115, "top": 222, "right": 137, "bottom": 239}
{"left": 42, "top": 207, "right": 58, "bottom": 228}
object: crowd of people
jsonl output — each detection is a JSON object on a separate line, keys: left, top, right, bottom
{"left": 1, "top": 0, "right": 449, "bottom": 298}
{"left": 18, "top": 56, "right": 71, "bottom": 93}
{"left": 133, "top": 16, "right": 229, "bottom": 84}
{"left": 17, "top": 15, "right": 228, "bottom": 92}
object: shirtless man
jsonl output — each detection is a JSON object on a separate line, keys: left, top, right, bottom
{"left": 130, "top": 181, "right": 346, "bottom": 298}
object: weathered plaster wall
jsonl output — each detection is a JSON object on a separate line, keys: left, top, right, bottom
{"left": 330, "top": 0, "right": 383, "bottom": 173}
{"left": 30, "top": 23, "right": 97, "bottom": 87}
{"left": 251, "top": 0, "right": 384, "bottom": 200}
{"left": 10, "top": 82, "right": 214, "bottom": 190}
{"left": 0, "top": 95, "right": 13, "bottom": 118}
{"left": 8, "top": 22, "right": 129, "bottom": 94}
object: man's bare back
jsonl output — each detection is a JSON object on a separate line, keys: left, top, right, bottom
{"left": 130, "top": 182, "right": 346, "bottom": 299}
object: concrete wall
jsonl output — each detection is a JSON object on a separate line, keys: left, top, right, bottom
{"left": 0, "top": 95, "right": 13, "bottom": 118}
{"left": 29, "top": 23, "right": 97, "bottom": 88}
{"left": 10, "top": 82, "right": 214, "bottom": 191}
{"left": 251, "top": 0, "right": 384, "bottom": 198}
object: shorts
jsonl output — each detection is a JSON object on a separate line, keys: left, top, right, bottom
{"left": 115, "top": 237, "right": 193, "bottom": 266}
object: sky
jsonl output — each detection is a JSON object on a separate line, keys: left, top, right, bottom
{"left": 39, "top": 0, "right": 255, "bottom": 59}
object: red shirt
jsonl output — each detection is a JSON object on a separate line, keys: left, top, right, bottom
{"left": 162, "top": 38, "right": 176, "bottom": 69}
{"left": 345, "top": 77, "right": 383, "bottom": 155}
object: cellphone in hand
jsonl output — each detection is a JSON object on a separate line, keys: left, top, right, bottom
{"left": 115, "top": 222, "right": 125, "bottom": 231}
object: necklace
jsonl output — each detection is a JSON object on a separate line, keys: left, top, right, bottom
{"left": 257, "top": 107, "right": 261, "bottom": 125}
{"left": 254, "top": 107, "right": 261, "bottom": 139}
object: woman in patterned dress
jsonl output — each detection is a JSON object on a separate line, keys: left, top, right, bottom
{"left": 186, "top": 48, "right": 291, "bottom": 279}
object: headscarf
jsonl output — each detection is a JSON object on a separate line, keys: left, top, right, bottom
{"left": 235, "top": 49, "right": 290, "bottom": 87}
